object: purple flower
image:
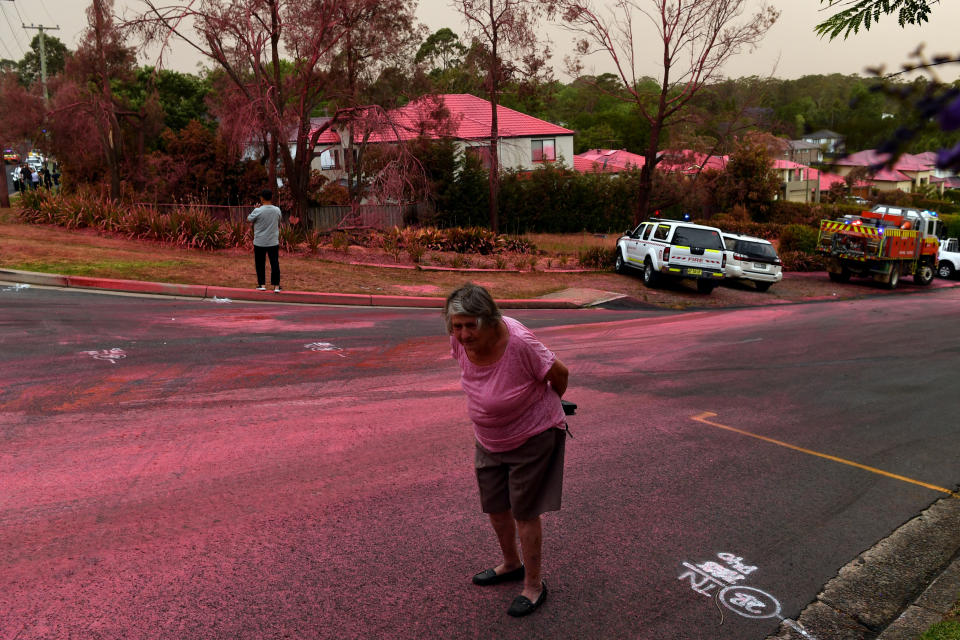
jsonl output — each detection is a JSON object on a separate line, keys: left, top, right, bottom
{"left": 939, "top": 96, "right": 960, "bottom": 131}
{"left": 936, "top": 141, "right": 960, "bottom": 171}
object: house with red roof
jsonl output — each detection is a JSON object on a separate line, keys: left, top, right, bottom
{"left": 831, "top": 149, "right": 934, "bottom": 192}
{"left": 312, "top": 94, "right": 574, "bottom": 182}
{"left": 573, "top": 149, "right": 646, "bottom": 174}
{"left": 573, "top": 147, "right": 865, "bottom": 203}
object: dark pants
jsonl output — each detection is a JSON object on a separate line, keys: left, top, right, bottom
{"left": 254, "top": 245, "right": 280, "bottom": 286}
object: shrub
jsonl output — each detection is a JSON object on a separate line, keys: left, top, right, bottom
{"left": 406, "top": 241, "right": 425, "bottom": 264}
{"left": 779, "top": 224, "right": 820, "bottom": 254}
{"left": 940, "top": 214, "right": 960, "bottom": 239}
{"left": 226, "top": 220, "right": 250, "bottom": 248}
{"left": 577, "top": 246, "right": 615, "bottom": 269}
{"left": 779, "top": 250, "right": 826, "bottom": 272}
{"left": 331, "top": 232, "right": 350, "bottom": 253}
{"left": 279, "top": 225, "right": 303, "bottom": 252}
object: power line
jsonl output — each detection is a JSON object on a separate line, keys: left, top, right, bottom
{"left": 0, "top": 3, "right": 27, "bottom": 57}
{"left": 35, "top": 0, "right": 56, "bottom": 27}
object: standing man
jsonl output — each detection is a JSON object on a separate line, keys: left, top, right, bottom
{"left": 247, "top": 189, "right": 282, "bottom": 292}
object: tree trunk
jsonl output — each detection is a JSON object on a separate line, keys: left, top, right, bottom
{"left": 488, "top": 99, "right": 499, "bottom": 234}
{"left": 487, "top": 0, "right": 500, "bottom": 233}
{"left": 0, "top": 155, "right": 10, "bottom": 208}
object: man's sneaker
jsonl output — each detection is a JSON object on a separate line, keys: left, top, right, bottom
{"left": 273, "top": 286, "right": 282, "bottom": 293}
{"left": 256, "top": 285, "right": 266, "bottom": 291}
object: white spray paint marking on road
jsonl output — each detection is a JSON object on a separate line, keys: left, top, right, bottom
{"left": 81, "top": 348, "right": 127, "bottom": 364}
{"left": 678, "top": 551, "right": 819, "bottom": 639}
{"left": 210, "top": 296, "right": 232, "bottom": 304}
{"left": 305, "top": 342, "right": 346, "bottom": 357}
{"left": 2, "top": 283, "right": 31, "bottom": 292}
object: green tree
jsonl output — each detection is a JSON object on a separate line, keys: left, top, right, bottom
{"left": 714, "top": 134, "right": 781, "bottom": 221}
{"left": 415, "top": 28, "right": 468, "bottom": 74}
{"left": 146, "top": 68, "right": 212, "bottom": 132}
{"left": 17, "top": 33, "right": 69, "bottom": 87}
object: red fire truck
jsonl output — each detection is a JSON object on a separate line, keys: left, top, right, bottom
{"left": 816, "top": 205, "right": 941, "bottom": 289}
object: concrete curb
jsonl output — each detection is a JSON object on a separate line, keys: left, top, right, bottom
{"left": 767, "top": 495, "right": 960, "bottom": 640}
{"left": 0, "top": 268, "right": 581, "bottom": 309}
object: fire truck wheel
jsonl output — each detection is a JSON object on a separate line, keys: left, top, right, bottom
{"left": 914, "top": 264, "right": 934, "bottom": 286}
{"left": 937, "top": 262, "right": 955, "bottom": 279}
{"left": 642, "top": 260, "right": 659, "bottom": 288}
{"left": 886, "top": 268, "right": 900, "bottom": 290}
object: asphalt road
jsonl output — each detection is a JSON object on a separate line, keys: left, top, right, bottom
{"left": 2, "top": 286, "right": 959, "bottom": 639}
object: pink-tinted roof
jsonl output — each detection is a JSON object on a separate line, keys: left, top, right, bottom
{"left": 574, "top": 149, "right": 645, "bottom": 173}
{"left": 657, "top": 149, "right": 727, "bottom": 173}
{"left": 772, "top": 159, "right": 808, "bottom": 170}
{"left": 574, "top": 156, "right": 620, "bottom": 173}
{"left": 312, "top": 94, "right": 572, "bottom": 146}
{"left": 833, "top": 149, "right": 931, "bottom": 172}
{"left": 871, "top": 167, "right": 912, "bottom": 182}
{"left": 808, "top": 168, "right": 861, "bottom": 190}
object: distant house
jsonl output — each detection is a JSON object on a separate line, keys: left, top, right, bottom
{"left": 832, "top": 149, "right": 933, "bottom": 192}
{"left": 573, "top": 149, "right": 645, "bottom": 174}
{"left": 312, "top": 94, "right": 574, "bottom": 184}
{"left": 802, "top": 129, "right": 845, "bottom": 157}
{"left": 573, "top": 147, "right": 869, "bottom": 203}
{"left": 783, "top": 139, "right": 822, "bottom": 166}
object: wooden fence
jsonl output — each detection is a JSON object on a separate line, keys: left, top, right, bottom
{"left": 139, "top": 202, "right": 428, "bottom": 230}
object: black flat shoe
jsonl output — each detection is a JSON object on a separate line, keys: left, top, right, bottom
{"left": 472, "top": 565, "right": 525, "bottom": 586}
{"left": 507, "top": 581, "right": 547, "bottom": 617}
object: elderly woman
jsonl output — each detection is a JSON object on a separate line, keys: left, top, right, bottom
{"left": 444, "top": 283, "right": 569, "bottom": 617}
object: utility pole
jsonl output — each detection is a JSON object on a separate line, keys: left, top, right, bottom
{"left": 22, "top": 23, "right": 59, "bottom": 106}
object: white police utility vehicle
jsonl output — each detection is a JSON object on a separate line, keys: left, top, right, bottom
{"left": 615, "top": 217, "right": 727, "bottom": 293}
{"left": 938, "top": 237, "right": 960, "bottom": 279}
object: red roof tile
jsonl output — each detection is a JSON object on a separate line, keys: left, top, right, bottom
{"left": 833, "top": 149, "right": 932, "bottom": 172}
{"left": 311, "top": 94, "right": 572, "bottom": 146}
{"left": 574, "top": 149, "right": 645, "bottom": 172}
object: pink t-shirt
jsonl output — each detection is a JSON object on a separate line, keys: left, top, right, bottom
{"left": 451, "top": 316, "right": 565, "bottom": 452}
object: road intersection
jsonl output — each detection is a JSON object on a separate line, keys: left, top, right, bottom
{"left": 2, "top": 281, "right": 959, "bottom": 639}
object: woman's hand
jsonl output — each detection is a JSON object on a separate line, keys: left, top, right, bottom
{"left": 545, "top": 359, "right": 569, "bottom": 398}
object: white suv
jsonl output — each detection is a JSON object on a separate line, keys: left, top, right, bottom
{"left": 938, "top": 237, "right": 959, "bottom": 279}
{"left": 721, "top": 233, "right": 782, "bottom": 292}
{"left": 615, "top": 219, "right": 726, "bottom": 293}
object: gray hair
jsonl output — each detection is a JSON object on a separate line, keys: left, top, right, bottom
{"left": 443, "top": 283, "right": 502, "bottom": 334}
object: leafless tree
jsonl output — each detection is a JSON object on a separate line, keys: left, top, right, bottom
{"left": 456, "top": 0, "right": 553, "bottom": 232}
{"left": 557, "top": 0, "right": 778, "bottom": 224}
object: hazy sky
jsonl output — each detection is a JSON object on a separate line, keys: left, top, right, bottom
{"left": 2, "top": 0, "right": 958, "bottom": 82}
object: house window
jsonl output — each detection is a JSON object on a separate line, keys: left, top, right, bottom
{"left": 466, "top": 145, "right": 492, "bottom": 170}
{"left": 320, "top": 149, "right": 340, "bottom": 170}
{"left": 532, "top": 139, "right": 556, "bottom": 163}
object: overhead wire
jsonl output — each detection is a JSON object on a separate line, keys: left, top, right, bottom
{"left": 0, "top": 3, "right": 27, "bottom": 57}
{"left": 35, "top": 0, "right": 56, "bottom": 26}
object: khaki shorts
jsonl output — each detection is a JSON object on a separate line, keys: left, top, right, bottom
{"left": 474, "top": 427, "right": 566, "bottom": 520}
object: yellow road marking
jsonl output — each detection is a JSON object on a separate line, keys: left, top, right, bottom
{"left": 691, "top": 412, "right": 959, "bottom": 498}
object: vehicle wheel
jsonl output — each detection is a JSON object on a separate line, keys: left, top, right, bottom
{"left": 615, "top": 250, "right": 627, "bottom": 274}
{"left": 755, "top": 282, "right": 772, "bottom": 292}
{"left": 937, "top": 262, "right": 955, "bottom": 279}
{"left": 696, "top": 279, "right": 716, "bottom": 294}
{"left": 828, "top": 269, "right": 851, "bottom": 283}
{"left": 886, "top": 267, "right": 900, "bottom": 290}
{"left": 914, "top": 263, "right": 934, "bottom": 286}
{"left": 642, "top": 260, "right": 659, "bottom": 288}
